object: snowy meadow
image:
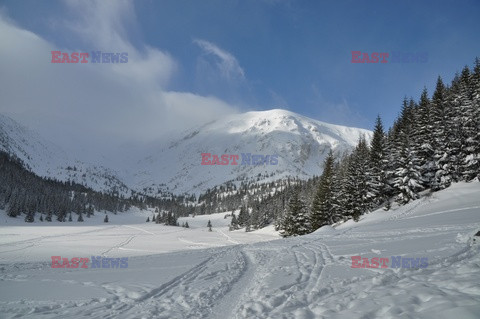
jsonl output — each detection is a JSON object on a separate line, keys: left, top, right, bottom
{"left": 1, "top": 182, "right": 479, "bottom": 318}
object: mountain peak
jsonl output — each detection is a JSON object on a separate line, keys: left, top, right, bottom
{"left": 1, "top": 111, "right": 372, "bottom": 197}
{"left": 129, "top": 109, "right": 372, "bottom": 195}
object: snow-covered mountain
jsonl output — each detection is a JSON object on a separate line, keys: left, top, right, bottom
{"left": 126, "top": 109, "right": 372, "bottom": 195}
{"left": 0, "top": 114, "right": 130, "bottom": 196}
{"left": 1, "top": 109, "right": 371, "bottom": 197}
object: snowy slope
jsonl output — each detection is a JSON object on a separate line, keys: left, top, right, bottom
{"left": 1, "top": 109, "right": 371, "bottom": 197}
{"left": 126, "top": 109, "right": 372, "bottom": 195}
{"left": 1, "top": 181, "right": 479, "bottom": 318}
{"left": 0, "top": 114, "right": 130, "bottom": 195}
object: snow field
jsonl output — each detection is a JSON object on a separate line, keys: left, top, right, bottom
{"left": 0, "top": 182, "right": 479, "bottom": 318}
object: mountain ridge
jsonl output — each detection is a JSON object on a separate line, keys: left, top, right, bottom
{"left": 0, "top": 114, "right": 131, "bottom": 196}
{"left": 1, "top": 109, "right": 372, "bottom": 197}
{"left": 125, "top": 109, "right": 372, "bottom": 195}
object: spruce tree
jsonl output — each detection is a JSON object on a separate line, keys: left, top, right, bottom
{"left": 343, "top": 136, "right": 370, "bottom": 221}
{"left": 394, "top": 138, "right": 424, "bottom": 204}
{"left": 430, "top": 76, "right": 451, "bottom": 190}
{"left": 237, "top": 206, "right": 249, "bottom": 228}
{"left": 281, "top": 188, "right": 309, "bottom": 237}
{"left": 24, "top": 212, "right": 34, "bottom": 223}
{"left": 462, "top": 59, "right": 480, "bottom": 180}
{"left": 310, "top": 150, "right": 336, "bottom": 231}
{"left": 413, "top": 87, "right": 436, "bottom": 188}
{"left": 389, "top": 98, "right": 425, "bottom": 203}
{"left": 443, "top": 70, "right": 466, "bottom": 182}
{"left": 368, "top": 115, "right": 388, "bottom": 207}
{"left": 249, "top": 206, "right": 262, "bottom": 230}
{"left": 230, "top": 213, "right": 238, "bottom": 230}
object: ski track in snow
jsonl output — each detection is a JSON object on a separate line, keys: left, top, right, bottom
{"left": 101, "top": 235, "right": 137, "bottom": 257}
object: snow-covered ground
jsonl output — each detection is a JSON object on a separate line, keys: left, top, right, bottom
{"left": 1, "top": 182, "right": 480, "bottom": 318}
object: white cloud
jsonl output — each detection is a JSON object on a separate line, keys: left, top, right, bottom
{"left": 194, "top": 39, "right": 245, "bottom": 80}
{"left": 0, "top": 2, "right": 238, "bottom": 162}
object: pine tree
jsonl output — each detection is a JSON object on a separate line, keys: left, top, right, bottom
{"left": 87, "top": 205, "right": 94, "bottom": 218}
{"left": 394, "top": 138, "right": 424, "bottom": 204}
{"left": 245, "top": 218, "right": 251, "bottom": 232}
{"left": 281, "top": 188, "right": 309, "bottom": 237}
{"left": 389, "top": 99, "right": 425, "bottom": 204}
{"left": 146, "top": 217, "right": 150, "bottom": 222}
{"left": 6, "top": 190, "right": 21, "bottom": 217}
{"left": 249, "top": 205, "right": 262, "bottom": 230}
{"left": 104, "top": 214, "right": 109, "bottom": 223}
{"left": 77, "top": 212, "right": 84, "bottom": 222}
{"left": 237, "top": 206, "right": 249, "bottom": 228}
{"left": 24, "top": 212, "right": 34, "bottom": 223}
{"left": 430, "top": 76, "right": 451, "bottom": 190}
{"left": 443, "top": 70, "right": 467, "bottom": 182}
{"left": 230, "top": 213, "right": 238, "bottom": 231}
{"left": 462, "top": 59, "right": 480, "bottom": 180}
{"left": 166, "top": 212, "right": 172, "bottom": 225}
{"left": 185, "top": 221, "right": 189, "bottom": 228}
{"left": 343, "top": 136, "right": 370, "bottom": 221}
{"left": 310, "top": 150, "right": 337, "bottom": 231}
{"left": 368, "top": 115, "right": 388, "bottom": 207}
{"left": 413, "top": 87, "right": 436, "bottom": 188}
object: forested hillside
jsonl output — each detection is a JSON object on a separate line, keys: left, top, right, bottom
{"left": 0, "top": 151, "right": 188, "bottom": 221}
{"left": 214, "top": 58, "right": 480, "bottom": 236}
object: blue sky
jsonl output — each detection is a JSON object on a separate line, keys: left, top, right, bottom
{"left": 1, "top": 0, "right": 479, "bottom": 155}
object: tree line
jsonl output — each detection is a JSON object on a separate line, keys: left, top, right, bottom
{"left": 0, "top": 151, "right": 188, "bottom": 222}
{"left": 279, "top": 58, "right": 480, "bottom": 236}
{"left": 221, "top": 57, "right": 479, "bottom": 236}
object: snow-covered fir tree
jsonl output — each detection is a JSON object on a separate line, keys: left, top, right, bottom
{"left": 281, "top": 188, "right": 309, "bottom": 237}
{"left": 310, "top": 150, "right": 337, "bottom": 230}
{"left": 368, "top": 115, "right": 388, "bottom": 207}
{"left": 342, "top": 136, "right": 370, "bottom": 221}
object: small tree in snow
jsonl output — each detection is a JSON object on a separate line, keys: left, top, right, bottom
{"left": 281, "top": 189, "right": 309, "bottom": 237}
